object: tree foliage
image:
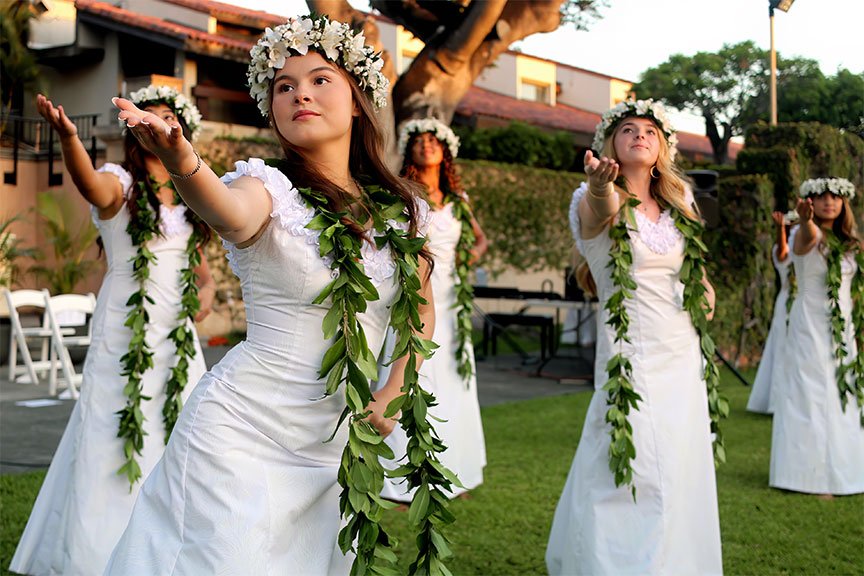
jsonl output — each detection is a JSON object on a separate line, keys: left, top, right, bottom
{"left": 631, "top": 41, "right": 769, "bottom": 165}
{"left": 1, "top": 1, "right": 44, "bottom": 116}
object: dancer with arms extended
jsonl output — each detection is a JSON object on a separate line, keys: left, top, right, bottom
{"left": 11, "top": 86, "right": 212, "bottom": 576}
{"left": 107, "top": 16, "right": 455, "bottom": 575}
{"left": 770, "top": 177, "right": 864, "bottom": 496}
{"left": 377, "top": 118, "right": 488, "bottom": 502}
{"left": 546, "top": 100, "right": 725, "bottom": 575}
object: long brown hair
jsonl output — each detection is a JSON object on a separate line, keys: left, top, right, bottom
{"left": 400, "top": 134, "right": 463, "bottom": 200}
{"left": 120, "top": 123, "right": 211, "bottom": 247}
{"left": 575, "top": 117, "right": 696, "bottom": 297}
{"left": 268, "top": 65, "right": 432, "bottom": 267}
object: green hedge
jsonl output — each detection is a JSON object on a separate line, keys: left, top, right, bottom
{"left": 454, "top": 122, "right": 577, "bottom": 172}
{"left": 735, "top": 146, "right": 800, "bottom": 210}
{"left": 739, "top": 122, "right": 864, "bottom": 225}
{"left": 457, "top": 159, "right": 583, "bottom": 275}
{"left": 704, "top": 175, "right": 775, "bottom": 364}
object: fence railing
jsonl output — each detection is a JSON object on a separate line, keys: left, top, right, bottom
{"left": 1, "top": 113, "right": 100, "bottom": 187}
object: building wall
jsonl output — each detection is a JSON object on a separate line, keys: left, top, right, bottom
{"left": 475, "top": 52, "right": 518, "bottom": 98}
{"left": 556, "top": 67, "right": 628, "bottom": 115}
{"left": 515, "top": 55, "right": 557, "bottom": 106}
{"left": 127, "top": 0, "right": 213, "bottom": 32}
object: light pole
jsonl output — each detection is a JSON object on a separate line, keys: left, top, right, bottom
{"left": 769, "top": 0, "right": 795, "bottom": 125}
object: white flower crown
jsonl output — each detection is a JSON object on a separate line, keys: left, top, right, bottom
{"left": 593, "top": 98, "right": 678, "bottom": 160}
{"left": 247, "top": 15, "right": 389, "bottom": 117}
{"left": 799, "top": 177, "right": 856, "bottom": 200}
{"left": 397, "top": 118, "right": 460, "bottom": 159}
{"left": 129, "top": 85, "right": 203, "bottom": 141}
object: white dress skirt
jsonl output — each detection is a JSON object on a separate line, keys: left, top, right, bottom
{"left": 376, "top": 202, "right": 486, "bottom": 502}
{"left": 105, "top": 159, "right": 427, "bottom": 574}
{"left": 747, "top": 241, "right": 794, "bottom": 414}
{"left": 546, "top": 184, "right": 722, "bottom": 575}
{"left": 769, "top": 230, "right": 864, "bottom": 495}
{"left": 9, "top": 163, "right": 205, "bottom": 576}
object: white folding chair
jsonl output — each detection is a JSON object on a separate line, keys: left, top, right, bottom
{"left": 43, "top": 289, "right": 96, "bottom": 399}
{"left": 3, "top": 288, "right": 55, "bottom": 386}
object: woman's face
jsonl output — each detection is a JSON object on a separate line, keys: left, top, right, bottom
{"left": 612, "top": 116, "right": 661, "bottom": 167}
{"left": 410, "top": 132, "right": 444, "bottom": 168}
{"left": 143, "top": 103, "right": 177, "bottom": 125}
{"left": 270, "top": 51, "right": 357, "bottom": 151}
{"left": 812, "top": 192, "right": 844, "bottom": 223}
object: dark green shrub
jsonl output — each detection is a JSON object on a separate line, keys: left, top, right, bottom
{"left": 704, "top": 175, "right": 775, "bottom": 365}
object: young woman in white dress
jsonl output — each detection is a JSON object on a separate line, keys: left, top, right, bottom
{"left": 546, "top": 100, "right": 724, "bottom": 575}
{"left": 770, "top": 177, "right": 864, "bottom": 496}
{"left": 747, "top": 210, "right": 798, "bottom": 414}
{"left": 106, "top": 16, "right": 454, "bottom": 575}
{"left": 376, "top": 118, "right": 488, "bottom": 502}
{"left": 10, "top": 87, "right": 213, "bottom": 576}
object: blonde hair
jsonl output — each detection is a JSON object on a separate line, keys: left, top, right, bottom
{"left": 575, "top": 117, "right": 697, "bottom": 296}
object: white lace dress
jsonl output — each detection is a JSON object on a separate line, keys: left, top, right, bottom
{"left": 770, "top": 229, "right": 864, "bottom": 494}
{"left": 376, "top": 202, "right": 486, "bottom": 502}
{"left": 10, "top": 163, "right": 206, "bottom": 576}
{"left": 546, "top": 183, "right": 722, "bottom": 575}
{"left": 105, "top": 159, "right": 427, "bottom": 575}
{"left": 747, "top": 235, "right": 796, "bottom": 414}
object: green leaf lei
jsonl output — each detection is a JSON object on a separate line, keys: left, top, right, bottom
{"left": 822, "top": 232, "right": 864, "bottom": 426}
{"left": 268, "top": 162, "right": 455, "bottom": 575}
{"left": 603, "top": 198, "right": 642, "bottom": 498}
{"left": 116, "top": 177, "right": 204, "bottom": 486}
{"left": 448, "top": 193, "right": 477, "bottom": 384}
{"left": 785, "top": 264, "right": 797, "bottom": 327}
{"left": 602, "top": 198, "right": 729, "bottom": 497}
{"left": 672, "top": 210, "right": 729, "bottom": 466}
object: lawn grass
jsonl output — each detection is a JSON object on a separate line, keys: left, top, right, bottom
{"left": 2, "top": 369, "right": 862, "bottom": 575}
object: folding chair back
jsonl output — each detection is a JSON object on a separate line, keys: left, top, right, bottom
{"left": 3, "top": 288, "right": 53, "bottom": 386}
{"left": 43, "top": 290, "right": 97, "bottom": 398}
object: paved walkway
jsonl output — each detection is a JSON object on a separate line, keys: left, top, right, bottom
{"left": 0, "top": 346, "right": 594, "bottom": 475}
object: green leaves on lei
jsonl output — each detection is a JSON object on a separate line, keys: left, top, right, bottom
{"left": 822, "top": 232, "right": 864, "bottom": 427}
{"left": 672, "top": 210, "right": 729, "bottom": 466}
{"left": 117, "top": 177, "right": 204, "bottom": 486}
{"left": 785, "top": 265, "right": 797, "bottom": 327}
{"left": 271, "top": 164, "right": 456, "bottom": 575}
{"left": 603, "top": 198, "right": 642, "bottom": 498}
{"left": 448, "top": 193, "right": 477, "bottom": 384}
{"left": 603, "top": 197, "right": 729, "bottom": 498}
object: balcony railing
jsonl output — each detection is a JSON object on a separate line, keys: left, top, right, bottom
{"left": 1, "top": 113, "right": 100, "bottom": 187}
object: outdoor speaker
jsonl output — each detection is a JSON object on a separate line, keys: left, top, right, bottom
{"left": 686, "top": 169, "right": 719, "bottom": 229}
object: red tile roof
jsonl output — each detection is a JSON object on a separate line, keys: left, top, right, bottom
{"left": 457, "top": 86, "right": 741, "bottom": 160}
{"left": 161, "top": 0, "right": 285, "bottom": 28}
{"left": 76, "top": 0, "right": 253, "bottom": 61}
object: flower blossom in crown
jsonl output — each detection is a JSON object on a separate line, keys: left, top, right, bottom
{"left": 593, "top": 98, "right": 678, "bottom": 160}
{"left": 247, "top": 15, "right": 389, "bottom": 117}
{"left": 129, "top": 85, "right": 203, "bottom": 141}
{"left": 799, "top": 177, "right": 856, "bottom": 200}
{"left": 397, "top": 118, "right": 460, "bottom": 159}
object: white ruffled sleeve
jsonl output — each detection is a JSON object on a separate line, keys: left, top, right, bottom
{"left": 569, "top": 182, "right": 589, "bottom": 254}
{"left": 219, "top": 158, "right": 319, "bottom": 276}
{"left": 97, "top": 162, "right": 133, "bottom": 198}
{"left": 92, "top": 163, "right": 133, "bottom": 226}
{"left": 220, "top": 158, "right": 317, "bottom": 241}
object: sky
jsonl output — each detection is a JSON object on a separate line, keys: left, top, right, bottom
{"left": 227, "top": 0, "right": 864, "bottom": 80}
{"left": 226, "top": 0, "right": 863, "bottom": 135}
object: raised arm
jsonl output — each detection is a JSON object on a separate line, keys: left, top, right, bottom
{"left": 577, "top": 150, "right": 622, "bottom": 240}
{"left": 793, "top": 198, "right": 819, "bottom": 256}
{"left": 36, "top": 95, "right": 124, "bottom": 215}
{"left": 772, "top": 211, "right": 789, "bottom": 262}
{"left": 367, "top": 257, "right": 436, "bottom": 437}
{"left": 113, "top": 97, "right": 271, "bottom": 244}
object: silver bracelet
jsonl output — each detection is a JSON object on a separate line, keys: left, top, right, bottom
{"left": 168, "top": 151, "right": 202, "bottom": 180}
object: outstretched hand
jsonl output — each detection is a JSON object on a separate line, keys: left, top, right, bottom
{"left": 771, "top": 211, "right": 786, "bottom": 227}
{"left": 36, "top": 94, "right": 77, "bottom": 138}
{"left": 584, "top": 150, "right": 619, "bottom": 190}
{"left": 113, "top": 97, "right": 193, "bottom": 168}
{"left": 796, "top": 198, "right": 814, "bottom": 222}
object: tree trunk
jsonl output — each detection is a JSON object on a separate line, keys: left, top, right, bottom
{"left": 703, "top": 111, "right": 731, "bottom": 165}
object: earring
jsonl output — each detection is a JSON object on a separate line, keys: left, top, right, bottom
{"left": 650, "top": 165, "right": 660, "bottom": 179}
